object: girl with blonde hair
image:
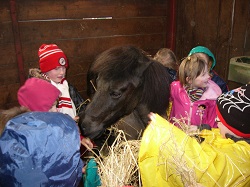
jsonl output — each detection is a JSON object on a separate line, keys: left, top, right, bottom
{"left": 169, "top": 55, "right": 221, "bottom": 128}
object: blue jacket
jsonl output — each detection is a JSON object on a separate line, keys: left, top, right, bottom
{"left": 211, "top": 70, "right": 229, "bottom": 93}
{"left": 0, "top": 112, "right": 83, "bottom": 187}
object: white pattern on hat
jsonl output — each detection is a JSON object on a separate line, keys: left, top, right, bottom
{"left": 218, "top": 87, "right": 250, "bottom": 113}
{"left": 39, "top": 49, "right": 64, "bottom": 60}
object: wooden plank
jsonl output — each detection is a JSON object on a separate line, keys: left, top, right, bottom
{"left": 212, "top": 0, "right": 233, "bottom": 80}
{"left": 175, "top": 0, "right": 196, "bottom": 59}
{"left": 0, "top": 43, "right": 17, "bottom": 67}
{"left": 16, "top": 0, "right": 167, "bottom": 20}
{"left": 0, "top": 22, "right": 14, "bottom": 44}
{"left": 18, "top": 17, "right": 167, "bottom": 42}
{"left": 230, "top": 1, "right": 250, "bottom": 57}
{"left": 0, "top": 83, "right": 20, "bottom": 109}
{"left": 0, "top": 68, "right": 20, "bottom": 85}
{"left": 0, "top": 0, "right": 11, "bottom": 22}
{"left": 20, "top": 33, "right": 165, "bottom": 63}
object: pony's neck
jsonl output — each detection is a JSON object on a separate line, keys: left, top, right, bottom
{"left": 134, "top": 103, "right": 150, "bottom": 126}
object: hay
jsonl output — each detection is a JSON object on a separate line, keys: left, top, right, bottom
{"left": 84, "top": 116, "right": 204, "bottom": 187}
{"left": 88, "top": 127, "right": 141, "bottom": 187}
{"left": 171, "top": 116, "right": 204, "bottom": 143}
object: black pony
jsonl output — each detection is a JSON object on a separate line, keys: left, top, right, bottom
{"left": 79, "top": 45, "right": 171, "bottom": 142}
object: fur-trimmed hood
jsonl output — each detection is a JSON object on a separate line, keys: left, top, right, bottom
{"left": 28, "top": 68, "right": 50, "bottom": 82}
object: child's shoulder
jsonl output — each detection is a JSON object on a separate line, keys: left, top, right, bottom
{"left": 170, "top": 80, "right": 181, "bottom": 87}
{"left": 170, "top": 81, "right": 183, "bottom": 92}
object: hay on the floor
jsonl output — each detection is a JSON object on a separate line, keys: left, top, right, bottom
{"left": 90, "top": 127, "right": 141, "bottom": 187}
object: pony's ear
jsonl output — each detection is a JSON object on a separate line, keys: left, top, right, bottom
{"left": 135, "top": 58, "right": 153, "bottom": 77}
{"left": 130, "top": 59, "right": 153, "bottom": 88}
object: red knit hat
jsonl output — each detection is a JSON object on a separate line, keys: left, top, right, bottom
{"left": 216, "top": 84, "right": 250, "bottom": 138}
{"left": 18, "top": 78, "right": 61, "bottom": 111}
{"left": 38, "top": 44, "right": 68, "bottom": 73}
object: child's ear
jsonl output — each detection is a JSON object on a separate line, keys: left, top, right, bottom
{"left": 208, "top": 60, "right": 213, "bottom": 70}
{"left": 186, "top": 77, "right": 192, "bottom": 84}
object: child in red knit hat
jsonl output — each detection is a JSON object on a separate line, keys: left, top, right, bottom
{"left": 31, "top": 44, "right": 94, "bottom": 171}
{"left": 29, "top": 43, "right": 87, "bottom": 122}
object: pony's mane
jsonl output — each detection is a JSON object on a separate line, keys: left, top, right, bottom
{"left": 141, "top": 60, "right": 170, "bottom": 115}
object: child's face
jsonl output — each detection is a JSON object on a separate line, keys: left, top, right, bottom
{"left": 216, "top": 117, "right": 241, "bottom": 138}
{"left": 189, "top": 65, "right": 210, "bottom": 88}
{"left": 45, "top": 66, "right": 66, "bottom": 83}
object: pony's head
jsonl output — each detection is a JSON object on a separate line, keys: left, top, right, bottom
{"left": 79, "top": 45, "right": 170, "bottom": 139}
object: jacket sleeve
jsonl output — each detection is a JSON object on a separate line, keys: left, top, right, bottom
{"left": 138, "top": 114, "right": 250, "bottom": 187}
{"left": 68, "top": 83, "right": 87, "bottom": 114}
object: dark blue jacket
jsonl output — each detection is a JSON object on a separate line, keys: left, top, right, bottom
{"left": 211, "top": 70, "right": 229, "bottom": 93}
{"left": 0, "top": 112, "right": 83, "bottom": 187}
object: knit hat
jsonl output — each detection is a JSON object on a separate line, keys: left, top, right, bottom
{"left": 38, "top": 44, "right": 68, "bottom": 73}
{"left": 216, "top": 84, "right": 250, "bottom": 138}
{"left": 18, "top": 78, "right": 61, "bottom": 111}
{"left": 188, "top": 46, "right": 216, "bottom": 69}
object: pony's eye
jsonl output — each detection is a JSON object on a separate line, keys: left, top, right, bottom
{"left": 110, "top": 91, "right": 122, "bottom": 99}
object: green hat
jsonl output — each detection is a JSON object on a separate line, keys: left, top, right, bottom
{"left": 188, "top": 46, "right": 216, "bottom": 69}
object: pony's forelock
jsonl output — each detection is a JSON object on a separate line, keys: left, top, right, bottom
{"left": 92, "top": 45, "right": 150, "bottom": 81}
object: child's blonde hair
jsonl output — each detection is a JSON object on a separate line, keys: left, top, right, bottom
{"left": 154, "top": 48, "right": 178, "bottom": 71}
{"left": 179, "top": 55, "right": 207, "bottom": 86}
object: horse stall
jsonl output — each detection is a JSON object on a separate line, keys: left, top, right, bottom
{"left": 1, "top": 0, "right": 250, "bottom": 186}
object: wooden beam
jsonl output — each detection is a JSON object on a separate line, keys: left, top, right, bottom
{"left": 10, "top": 0, "right": 25, "bottom": 85}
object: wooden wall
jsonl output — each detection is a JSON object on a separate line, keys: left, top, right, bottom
{"left": 1, "top": 0, "right": 250, "bottom": 109}
{"left": 0, "top": 0, "right": 169, "bottom": 109}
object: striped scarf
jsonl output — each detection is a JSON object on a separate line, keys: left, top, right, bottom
{"left": 185, "top": 86, "right": 206, "bottom": 102}
{"left": 51, "top": 79, "right": 76, "bottom": 118}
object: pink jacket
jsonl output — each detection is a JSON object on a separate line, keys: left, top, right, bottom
{"left": 170, "top": 80, "right": 222, "bottom": 128}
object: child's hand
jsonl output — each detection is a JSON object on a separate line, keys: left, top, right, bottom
{"left": 74, "top": 116, "right": 79, "bottom": 123}
{"left": 81, "top": 137, "right": 94, "bottom": 150}
{"left": 188, "top": 125, "right": 198, "bottom": 133}
{"left": 82, "top": 165, "right": 86, "bottom": 173}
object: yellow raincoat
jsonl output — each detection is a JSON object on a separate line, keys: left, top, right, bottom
{"left": 138, "top": 114, "right": 250, "bottom": 187}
